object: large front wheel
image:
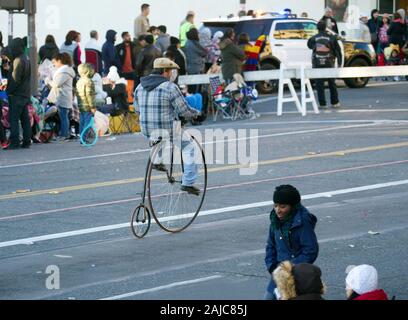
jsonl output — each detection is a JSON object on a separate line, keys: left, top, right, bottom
{"left": 147, "top": 136, "right": 207, "bottom": 233}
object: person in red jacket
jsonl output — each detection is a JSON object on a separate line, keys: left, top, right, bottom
{"left": 345, "top": 265, "right": 389, "bottom": 300}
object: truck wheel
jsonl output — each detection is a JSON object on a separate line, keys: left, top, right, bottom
{"left": 257, "top": 63, "right": 279, "bottom": 94}
{"left": 344, "top": 58, "right": 370, "bottom": 88}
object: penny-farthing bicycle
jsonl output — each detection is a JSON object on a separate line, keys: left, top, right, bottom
{"left": 131, "top": 131, "right": 207, "bottom": 239}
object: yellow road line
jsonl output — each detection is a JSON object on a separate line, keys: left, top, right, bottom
{"left": 1, "top": 141, "right": 407, "bottom": 201}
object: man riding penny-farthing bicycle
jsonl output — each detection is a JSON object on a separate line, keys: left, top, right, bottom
{"left": 131, "top": 58, "right": 208, "bottom": 238}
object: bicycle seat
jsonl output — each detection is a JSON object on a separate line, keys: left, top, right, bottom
{"left": 149, "top": 136, "right": 163, "bottom": 147}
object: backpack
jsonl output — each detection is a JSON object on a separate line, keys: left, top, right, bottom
{"left": 313, "top": 35, "right": 334, "bottom": 68}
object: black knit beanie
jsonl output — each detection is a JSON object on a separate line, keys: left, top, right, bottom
{"left": 273, "top": 185, "right": 301, "bottom": 206}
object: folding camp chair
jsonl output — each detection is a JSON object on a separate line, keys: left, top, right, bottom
{"left": 209, "top": 76, "right": 234, "bottom": 122}
{"left": 85, "top": 49, "right": 103, "bottom": 74}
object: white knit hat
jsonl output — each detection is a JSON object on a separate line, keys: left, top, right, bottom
{"left": 107, "top": 66, "right": 120, "bottom": 83}
{"left": 213, "top": 31, "right": 224, "bottom": 42}
{"left": 346, "top": 265, "right": 378, "bottom": 295}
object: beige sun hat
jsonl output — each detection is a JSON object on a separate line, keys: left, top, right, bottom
{"left": 153, "top": 58, "right": 180, "bottom": 70}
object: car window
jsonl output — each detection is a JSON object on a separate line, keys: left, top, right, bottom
{"left": 202, "top": 22, "right": 237, "bottom": 36}
{"left": 235, "top": 20, "right": 273, "bottom": 41}
{"left": 274, "top": 21, "right": 318, "bottom": 40}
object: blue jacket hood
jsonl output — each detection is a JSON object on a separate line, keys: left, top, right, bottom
{"left": 106, "top": 30, "right": 117, "bottom": 43}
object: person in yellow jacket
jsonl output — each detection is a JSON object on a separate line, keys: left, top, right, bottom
{"left": 76, "top": 63, "right": 97, "bottom": 134}
{"left": 180, "top": 13, "right": 196, "bottom": 48}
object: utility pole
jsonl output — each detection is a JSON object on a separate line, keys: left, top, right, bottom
{"left": 26, "top": 0, "right": 37, "bottom": 96}
{"left": 8, "top": 10, "right": 13, "bottom": 44}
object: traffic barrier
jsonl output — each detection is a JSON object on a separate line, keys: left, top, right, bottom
{"left": 277, "top": 64, "right": 303, "bottom": 117}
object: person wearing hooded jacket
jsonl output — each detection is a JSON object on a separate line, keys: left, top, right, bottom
{"left": 264, "top": 185, "right": 319, "bottom": 300}
{"left": 5, "top": 38, "right": 32, "bottom": 150}
{"left": 46, "top": 53, "right": 76, "bottom": 140}
{"left": 76, "top": 63, "right": 97, "bottom": 134}
{"left": 219, "top": 28, "right": 246, "bottom": 83}
{"left": 102, "top": 30, "right": 121, "bottom": 76}
{"left": 273, "top": 261, "right": 325, "bottom": 300}
{"left": 345, "top": 265, "right": 389, "bottom": 300}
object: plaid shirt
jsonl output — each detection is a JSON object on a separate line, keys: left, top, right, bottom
{"left": 135, "top": 79, "right": 199, "bottom": 138}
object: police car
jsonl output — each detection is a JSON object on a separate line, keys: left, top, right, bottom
{"left": 203, "top": 13, "right": 377, "bottom": 94}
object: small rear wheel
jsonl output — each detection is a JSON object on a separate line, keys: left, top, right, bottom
{"left": 131, "top": 205, "right": 151, "bottom": 239}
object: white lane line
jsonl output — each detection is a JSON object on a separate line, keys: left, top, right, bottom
{"left": 0, "top": 179, "right": 408, "bottom": 249}
{"left": 0, "top": 123, "right": 382, "bottom": 170}
{"left": 242, "top": 120, "right": 408, "bottom": 125}
{"left": 40, "top": 224, "right": 408, "bottom": 301}
{"left": 253, "top": 96, "right": 278, "bottom": 104}
{"left": 100, "top": 275, "right": 223, "bottom": 301}
{"left": 202, "top": 123, "right": 382, "bottom": 145}
{"left": 338, "top": 109, "right": 408, "bottom": 113}
{"left": 366, "top": 81, "right": 408, "bottom": 87}
{"left": 259, "top": 110, "right": 408, "bottom": 115}
{"left": 0, "top": 149, "right": 151, "bottom": 169}
{"left": 4, "top": 158, "right": 407, "bottom": 221}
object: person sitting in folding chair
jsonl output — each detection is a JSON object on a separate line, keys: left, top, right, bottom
{"left": 135, "top": 58, "right": 201, "bottom": 195}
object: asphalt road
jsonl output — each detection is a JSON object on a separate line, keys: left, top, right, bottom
{"left": 0, "top": 81, "right": 407, "bottom": 300}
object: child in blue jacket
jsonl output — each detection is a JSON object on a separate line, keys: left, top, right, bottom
{"left": 264, "top": 185, "right": 319, "bottom": 300}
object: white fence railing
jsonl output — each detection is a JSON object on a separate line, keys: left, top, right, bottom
{"left": 179, "top": 66, "right": 408, "bottom": 85}
{"left": 178, "top": 66, "right": 408, "bottom": 117}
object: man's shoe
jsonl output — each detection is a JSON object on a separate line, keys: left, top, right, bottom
{"left": 319, "top": 104, "right": 329, "bottom": 110}
{"left": 153, "top": 163, "right": 167, "bottom": 172}
{"left": 21, "top": 143, "right": 31, "bottom": 149}
{"left": 181, "top": 185, "right": 201, "bottom": 196}
{"left": 332, "top": 103, "right": 341, "bottom": 109}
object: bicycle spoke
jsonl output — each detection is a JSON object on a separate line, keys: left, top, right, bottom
{"left": 147, "top": 137, "right": 207, "bottom": 233}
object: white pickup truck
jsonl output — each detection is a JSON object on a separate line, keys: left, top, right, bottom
{"left": 203, "top": 14, "right": 377, "bottom": 94}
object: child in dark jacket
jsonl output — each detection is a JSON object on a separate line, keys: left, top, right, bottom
{"left": 264, "top": 185, "right": 319, "bottom": 300}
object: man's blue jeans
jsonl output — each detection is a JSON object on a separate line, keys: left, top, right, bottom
{"left": 181, "top": 140, "right": 198, "bottom": 187}
{"left": 152, "top": 138, "right": 198, "bottom": 187}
